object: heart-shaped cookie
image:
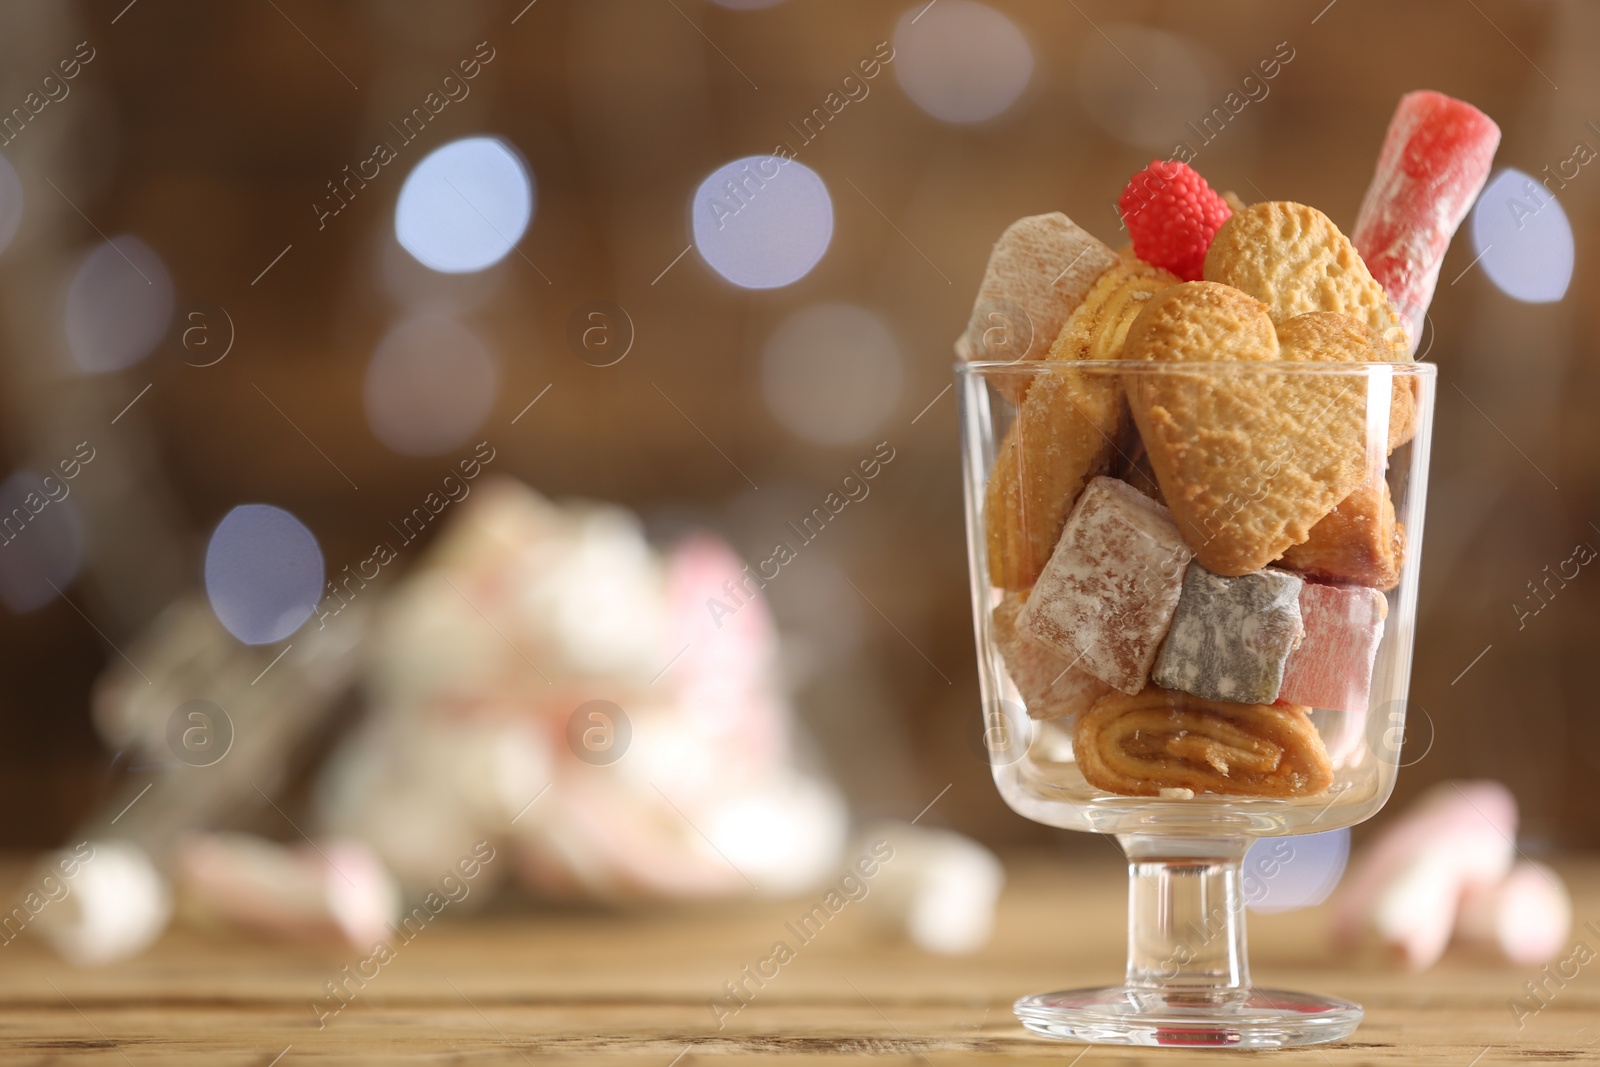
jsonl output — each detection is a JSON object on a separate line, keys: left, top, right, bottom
{"left": 1275, "top": 311, "right": 1417, "bottom": 451}
{"left": 1205, "top": 201, "right": 1406, "bottom": 351}
{"left": 1122, "top": 282, "right": 1372, "bottom": 576}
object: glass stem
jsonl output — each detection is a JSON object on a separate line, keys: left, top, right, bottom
{"left": 1118, "top": 834, "right": 1253, "bottom": 999}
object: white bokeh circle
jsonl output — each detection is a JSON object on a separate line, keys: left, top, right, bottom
{"left": 364, "top": 316, "right": 499, "bottom": 455}
{"left": 1243, "top": 829, "right": 1350, "bottom": 914}
{"left": 761, "top": 304, "right": 902, "bottom": 445}
{"left": 204, "top": 504, "right": 324, "bottom": 645}
{"left": 692, "top": 156, "right": 833, "bottom": 290}
{"left": 65, "top": 236, "right": 174, "bottom": 374}
{"left": 395, "top": 136, "right": 534, "bottom": 274}
{"left": 1471, "top": 167, "right": 1574, "bottom": 304}
{"left": 893, "top": 0, "right": 1034, "bottom": 124}
{"left": 1077, "top": 25, "right": 1214, "bottom": 151}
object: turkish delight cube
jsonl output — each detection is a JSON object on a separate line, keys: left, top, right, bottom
{"left": 1280, "top": 583, "right": 1388, "bottom": 714}
{"left": 1153, "top": 564, "right": 1305, "bottom": 704}
{"left": 1019, "top": 476, "right": 1193, "bottom": 695}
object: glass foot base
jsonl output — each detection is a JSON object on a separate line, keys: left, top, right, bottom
{"left": 1014, "top": 987, "right": 1362, "bottom": 1048}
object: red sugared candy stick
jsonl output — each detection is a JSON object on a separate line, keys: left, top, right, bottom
{"left": 1352, "top": 90, "right": 1501, "bottom": 344}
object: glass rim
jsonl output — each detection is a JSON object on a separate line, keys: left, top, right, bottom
{"left": 956, "top": 359, "right": 1438, "bottom": 377}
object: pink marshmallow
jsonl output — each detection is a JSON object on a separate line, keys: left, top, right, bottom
{"left": 1330, "top": 780, "right": 1517, "bottom": 969}
{"left": 1457, "top": 861, "right": 1572, "bottom": 967}
{"left": 174, "top": 833, "right": 399, "bottom": 946}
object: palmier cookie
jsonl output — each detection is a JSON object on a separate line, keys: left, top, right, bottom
{"left": 1074, "top": 687, "right": 1334, "bottom": 798}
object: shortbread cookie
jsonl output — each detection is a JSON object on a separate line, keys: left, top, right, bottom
{"left": 1074, "top": 687, "right": 1333, "bottom": 798}
{"left": 1118, "top": 279, "right": 1279, "bottom": 364}
{"left": 1279, "top": 473, "right": 1405, "bottom": 590}
{"left": 991, "top": 594, "right": 1110, "bottom": 721}
{"left": 1275, "top": 312, "right": 1418, "bottom": 450}
{"left": 1123, "top": 283, "right": 1370, "bottom": 576}
{"left": 983, "top": 261, "right": 1178, "bottom": 589}
{"left": 1205, "top": 201, "right": 1406, "bottom": 351}
{"left": 957, "top": 212, "right": 1119, "bottom": 402}
{"left": 1049, "top": 258, "right": 1182, "bottom": 362}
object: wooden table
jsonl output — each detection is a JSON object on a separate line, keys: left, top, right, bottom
{"left": 2, "top": 851, "right": 1596, "bottom": 1065}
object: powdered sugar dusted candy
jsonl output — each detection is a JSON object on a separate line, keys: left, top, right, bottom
{"left": 1280, "top": 582, "right": 1387, "bottom": 714}
{"left": 1019, "top": 476, "right": 1193, "bottom": 695}
{"left": 955, "top": 213, "right": 1118, "bottom": 378}
{"left": 991, "top": 594, "right": 1110, "bottom": 720}
{"left": 1152, "top": 564, "right": 1304, "bottom": 705}
{"left": 1353, "top": 91, "right": 1500, "bottom": 345}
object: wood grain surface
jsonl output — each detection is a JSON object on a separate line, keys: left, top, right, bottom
{"left": 1, "top": 851, "right": 1596, "bottom": 1065}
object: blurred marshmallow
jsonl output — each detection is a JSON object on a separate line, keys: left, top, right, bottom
{"left": 174, "top": 833, "right": 400, "bottom": 946}
{"left": 33, "top": 841, "right": 172, "bottom": 965}
{"left": 1457, "top": 861, "right": 1572, "bottom": 967}
{"left": 1332, "top": 781, "right": 1578, "bottom": 970}
{"left": 854, "top": 821, "right": 1004, "bottom": 955}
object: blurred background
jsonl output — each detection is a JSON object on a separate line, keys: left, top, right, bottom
{"left": 0, "top": 0, "right": 1594, "bottom": 878}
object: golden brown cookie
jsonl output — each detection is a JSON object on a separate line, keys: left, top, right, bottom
{"left": 1275, "top": 312, "right": 1417, "bottom": 451}
{"left": 1118, "top": 280, "right": 1280, "bottom": 364}
{"left": 983, "top": 261, "right": 1178, "bottom": 590}
{"left": 1074, "top": 687, "right": 1333, "bottom": 798}
{"left": 1123, "top": 283, "right": 1370, "bottom": 576}
{"left": 1050, "top": 258, "right": 1184, "bottom": 362}
{"left": 1205, "top": 201, "right": 1406, "bottom": 350}
{"left": 1279, "top": 473, "right": 1405, "bottom": 590}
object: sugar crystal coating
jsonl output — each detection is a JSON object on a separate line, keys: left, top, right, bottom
{"left": 1279, "top": 582, "right": 1388, "bottom": 714}
{"left": 1152, "top": 563, "right": 1305, "bottom": 704}
{"left": 1352, "top": 90, "right": 1500, "bottom": 339}
{"left": 1018, "top": 476, "right": 1193, "bottom": 695}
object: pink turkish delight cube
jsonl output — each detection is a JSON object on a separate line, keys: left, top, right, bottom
{"left": 1018, "top": 476, "right": 1193, "bottom": 695}
{"left": 1279, "top": 583, "right": 1388, "bottom": 714}
{"left": 992, "top": 594, "right": 1110, "bottom": 721}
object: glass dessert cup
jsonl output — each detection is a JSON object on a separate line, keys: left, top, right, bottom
{"left": 959, "top": 359, "right": 1436, "bottom": 1048}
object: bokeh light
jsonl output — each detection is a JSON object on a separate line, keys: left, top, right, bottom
{"left": 761, "top": 304, "right": 901, "bottom": 444}
{"left": 65, "top": 236, "right": 174, "bottom": 374}
{"left": 0, "top": 470, "right": 84, "bottom": 615}
{"left": 364, "top": 315, "right": 499, "bottom": 456}
{"left": 395, "top": 136, "right": 534, "bottom": 274}
{"left": 893, "top": 0, "right": 1033, "bottom": 124}
{"left": 1470, "top": 167, "right": 1574, "bottom": 303}
{"left": 1244, "top": 828, "right": 1350, "bottom": 914}
{"left": 0, "top": 153, "right": 22, "bottom": 257}
{"left": 692, "top": 156, "right": 833, "bottom": 289}
{"left": 204, "top": 504, "right": 324, "bottom": 645}
{"left": 1077, "top": 25, "right": 1214, "bottom": 151}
